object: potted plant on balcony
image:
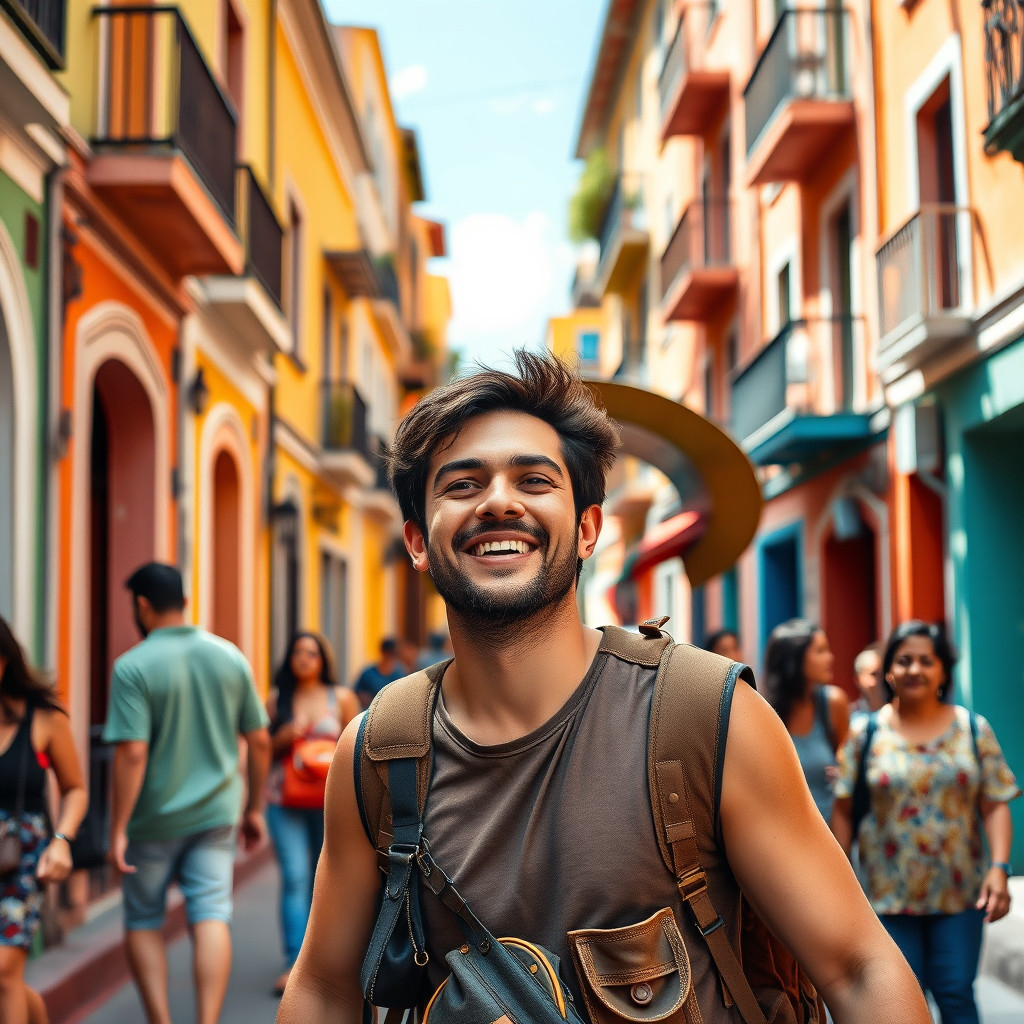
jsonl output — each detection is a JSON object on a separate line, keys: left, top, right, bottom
{"left": 569, "top": 148, "right": 616, "bottom": 242}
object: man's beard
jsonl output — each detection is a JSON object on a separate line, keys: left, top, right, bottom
{"left": 427, "top": 523, "right": 579, "bottom": 637}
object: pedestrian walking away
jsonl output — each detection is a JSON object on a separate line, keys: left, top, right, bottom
{"left": 103, "top": 562, "right": 272, "bottom": 1024}
{"left": 265, "top": 632, "right": 359, "bottom": 995}
{"left": 0, "top": 617, "right": 88, "bottom": 1024}
{"left": 832, "top": 619, "right": 1020, "bottom": 1024}
{"left": 352, "top": 639, "right": 406, "bottom": 710}
{"left": 277, "top": 350, "right": 930, "bottom": 1024}
{"left": 761, "top": 619, "right": 850, "bottom": 824}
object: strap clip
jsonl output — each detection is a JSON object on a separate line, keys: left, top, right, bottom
{"left": 699, "top": 915, "right": 724, "bottom": 937}
{"left": 677, "top": 866, "right": 708, "bottom": 903}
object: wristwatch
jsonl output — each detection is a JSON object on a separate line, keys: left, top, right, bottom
{"left": 991, "top": 861, "right": 1012, "bottom": 876}
{"left": 52, "top": 832, "right": 73, "bottom": 845}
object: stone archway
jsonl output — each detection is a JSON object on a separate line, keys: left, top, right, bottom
{"left": 0, "top": 219, "right": 38, "bottom": 644}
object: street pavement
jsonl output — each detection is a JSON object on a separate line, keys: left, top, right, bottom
{"left": 78, "top": 859, "right": 1024, "bottom": 1024}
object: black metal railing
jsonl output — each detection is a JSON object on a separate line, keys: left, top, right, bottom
{"left": 984, "top": 0, "right": 1024, "bottom": 129}
{"left": 3, "top": 0, "right": 66, "bottom": 66}
{"left": 92, "top": 5, "right": 237, "bottom": 225}
{"left": 373, "top": 257, "right": 401, "bottom": 308}
{"left": 660, "top": 197, "right": 732, "bottom": 301}
{"left": 730, "top": 317, "right": 859, "bottom": 445}
{"left": 236, "top": 166, "right": 283, "bottom": 308}
{"left": 370, "top": 435, "right": 391, "bottom": 491}
{"left": 744, "top": 7, "right": 850, "bottom": 154}
{"left": 321, "top": 381, "right": 370, "bottom": 461}
{"left": 597, "top": 176, "right": 646, "bottom": 276}
{"left": 658, "top": 2, "right": 717, "bottom": 119}
{"left": 876, "top": 205, "right": 973, "bottom": 348}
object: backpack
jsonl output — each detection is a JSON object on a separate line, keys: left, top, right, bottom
{"left": 356, "top": 620, "right": 826, "bottom": 1024}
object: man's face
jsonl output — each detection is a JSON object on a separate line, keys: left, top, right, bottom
{"left": 404, "top": 411, "right": 601, "bottom": 628}
{"left": 856, "top": 651, "right": 882, "bottom": 698}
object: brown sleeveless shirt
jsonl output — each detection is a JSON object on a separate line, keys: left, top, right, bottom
{"left": 418, "top": 632, "right": 747, "bottom": 1020}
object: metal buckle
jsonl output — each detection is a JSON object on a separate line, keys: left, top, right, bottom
{"left": 677, "top": 868, "right": 708, "bottom": 902}
{"left": 699, "top": 915, "right": 724, "bottom": 937}
{"left": 387, "top": 843, "right": 419, "bottom": 865}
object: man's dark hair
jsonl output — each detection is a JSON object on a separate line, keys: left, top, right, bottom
{"left": 880, "top": 620, "right": 957, "bottom": 703}
{"left": 380, "top": 638, "right": 398, "bottom": 656}
{"left": 125, "top": 562, "right": 186, "bottom": 613}
{"left": 761, "top": 618, "right": 821, "bottom": 725}
{"left": 386, "top": 349, "right": 621, "bottom": 533}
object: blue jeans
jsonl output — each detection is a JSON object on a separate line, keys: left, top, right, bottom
{"left": 266, "top": 802, "right": 325, "bottom": 965}
{"left": 880, "top": 909, "right": 985, "bottom": 1024}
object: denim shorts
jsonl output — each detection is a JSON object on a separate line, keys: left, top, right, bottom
{"left": 122, "top": 825, "right": 237, "bottom": 930}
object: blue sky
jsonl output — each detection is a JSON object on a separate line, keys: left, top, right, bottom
{"left": 323, "top": 0, "right": 605, "bottom": 369}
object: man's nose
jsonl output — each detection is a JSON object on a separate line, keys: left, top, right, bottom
{"left": 475, "top": 478, "right": 525, "bottom": 519}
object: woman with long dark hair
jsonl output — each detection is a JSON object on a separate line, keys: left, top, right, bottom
{"left": 265, "top": 632, "right": 359, "bottom": 995}
{"left": 0, "top": 617, "right": 88, "bottom": 1024}
{"left": 832, "top": 621, "right": 1018, "bottom": 1023}
{"left": 761, "top": 618, "right": 849, "bottom": 823}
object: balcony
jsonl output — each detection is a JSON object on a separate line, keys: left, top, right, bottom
{"left": 660, "top": 198, "right": 737, "bottom": 321}
{"left": 362, "top": 434, "right": 402, "bottom": 523}
{"left": 730, "top": 317, "right": 871, "bottom": 466}
{"left": 320, "top": 381, "right": 375, "bottom": 488}
{"left": 983, "top": 0, "right": 1024, "bottom": 164}
{"left": 743, "top": 8, "right": 854, "bottom": 185}
{"left": 201, "top": 167, "right": 289, "bottom": 355}
{"left": 596, "top": 176, "right": 649, "bottom": 296}
{"left": 659, "top": 2, "right": 729, "bottom": 139}
{"left": 2, "top": 0, "right": 66, "bottom": 68}
{"left": 875, "top": 205, "right": 976, "bottom": 382}
{"left": 87, "top": 6, "right": 242, "bottom": 279}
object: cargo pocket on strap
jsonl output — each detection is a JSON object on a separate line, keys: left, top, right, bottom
{"left": 568, "top": 908, "right": 702, "bottom": 1024}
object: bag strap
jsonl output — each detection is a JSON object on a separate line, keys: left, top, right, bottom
{"left": 646, "top": 627, "right": 769, "bottom": 1024}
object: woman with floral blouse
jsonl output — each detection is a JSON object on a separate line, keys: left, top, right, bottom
{"left": 832, "top": 620, "right": 1019, "bottom": 1024}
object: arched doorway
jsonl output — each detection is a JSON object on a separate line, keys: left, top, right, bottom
{"left": 0, "top": 320, "right": 13, "bottom": 623}
{"left": 85, "top": 358, "right": 157, "bottom": 878}
{"left": 212, "top": 448, "right": 241, "bottom": 645}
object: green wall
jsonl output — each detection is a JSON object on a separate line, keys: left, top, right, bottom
{"left": 0, "top": 170, "right": 48, "bottom": 660}
{"left": 939, "top": 336, "right": 1024, "bottom": 867}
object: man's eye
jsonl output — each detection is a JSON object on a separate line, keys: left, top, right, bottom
{"left": 522, "top": 476, "right": 551, "bottom": 486}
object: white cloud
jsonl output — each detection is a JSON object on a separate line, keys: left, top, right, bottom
{"left": 489, "top": 94, "right": 557, "bottom": 117}
{"left": 445, "top": 211, "right": 576, "bottom": 368}
{"left": 531, "top": 97, "right": 556, "bottom": 116}
{"left": 390, "top": 64, "right": 428, "bottom": 100}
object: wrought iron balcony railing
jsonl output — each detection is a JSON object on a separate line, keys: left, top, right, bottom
{"left": 658, "top": 1, "right": 718, "bottom": 119}
{"left": 92, "top": 5, "right": 238, "bottom": 225}
{"left": 2, "top": 0, "right": 66, "bottom": 67}
{"left": 731, "top": 317, "right": 861, "bottom": 448}
{"left": 983, "top": 0, "right": 1024, "bottom": 135}
{"left": 744, "top": 7, "right": 851, "bottom": 155}
{"left": 875, "top": 205, "right": 975, "bottom": 351}
{"left": 236, "top": 166, "right": 283, "bottom": 308}
{"left": 321, "top": 381, "right": 370, "bottom": 462}
{"left": 660, "top": 197, "right": 732, "bottom": 301}
{"left": 597, "top": 176, "right": 646, "bottom": 274}
{"left": 373, "top": 257, "right": 401, "bottom": 309}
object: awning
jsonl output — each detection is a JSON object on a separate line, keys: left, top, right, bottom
{"left": 631, "top": 510, "right": 704, "bottom": 578}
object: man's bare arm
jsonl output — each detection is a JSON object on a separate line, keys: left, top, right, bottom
{"left": 721, "top": 683, "right": 928, "bottom": 1024}
{"left": 277, "top": 715, "right": 382, "bottom": 1024}
{"left": 109, "top": 740, "right": 148, "bottom": 874}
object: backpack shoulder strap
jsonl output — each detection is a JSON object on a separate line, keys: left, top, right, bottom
{"left": 647, "top": 633, "right": 768, "bottom": 1024}
{"left": 357, "top": 661, "right": 449, "bottom": 868}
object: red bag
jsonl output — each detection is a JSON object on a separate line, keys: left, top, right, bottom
{"left": 280, "top": 738, "right": 336, "bottom": 809}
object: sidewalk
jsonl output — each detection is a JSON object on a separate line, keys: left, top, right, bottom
{"left": 981, "top": 876, "right": 1024, "bottom": 995}
{"left": 25, "top": 844, "right": 273, "bottom": 1024}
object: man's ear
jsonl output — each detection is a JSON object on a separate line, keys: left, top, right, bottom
{"left": 404, "top": 520, "right": 429, "bottom": 572}
{"left": 577, "top": 504, "right": 603, "bottom": 560}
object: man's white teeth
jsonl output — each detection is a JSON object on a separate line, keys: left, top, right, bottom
{"left": 472, "top": 539, "right": 529, "bottom": 556}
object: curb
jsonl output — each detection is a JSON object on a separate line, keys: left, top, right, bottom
{"left": 26, "top": 843, "right": 274, "bottom": 1024}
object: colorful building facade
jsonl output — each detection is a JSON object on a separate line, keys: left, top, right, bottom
{"left": 568, "top": 0, "right": 1024, "bottom": 861}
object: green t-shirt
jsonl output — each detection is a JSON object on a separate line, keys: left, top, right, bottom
{"left": 103, "top": 626, "right": 269, "bottom": 841}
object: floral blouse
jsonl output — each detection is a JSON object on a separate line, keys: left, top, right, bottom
{"left": 835, "top": 705, "right": 1020, "bottom": 915}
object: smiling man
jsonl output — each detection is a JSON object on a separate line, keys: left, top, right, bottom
{"left": 277, "top": 351, "right": 929, "bottom": 1024}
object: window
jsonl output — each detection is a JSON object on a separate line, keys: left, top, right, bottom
{"left": 577, "top": 330, "right": 600, "bottom": 363}
{"left": 223, "top": 0, "right": 245, "bottom": 156}
{"left": 321, "top": 286, "right": 332, "bottom": 381}
{"left": 285, "top": 197, "right": 303, "bottom": 357}
{"left": 777, "top": 262, "right": 792, "bottom": 330}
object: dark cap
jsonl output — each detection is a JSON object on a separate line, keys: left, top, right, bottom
{"left": 125, "top": 562, "right": 185, "bottom": 613}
